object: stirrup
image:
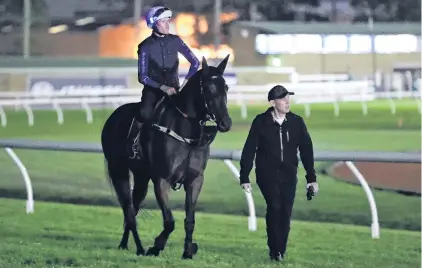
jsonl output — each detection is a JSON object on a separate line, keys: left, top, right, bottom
{"left": 127, "top": 117, "right": 142, "bottom": 139}
{"left": 128, "top": 132, "right": 140, "bottom": 160}
{"left": 171, "top": 182, "right": 183, "bottom": 191}
{"left": 127, "top": 118, "right": 142, "bottom": 160}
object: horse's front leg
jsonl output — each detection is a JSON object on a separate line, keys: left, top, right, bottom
{"left": 145, "top": 177, "right": 175, "bottom": 257}
{"left": 182, "top": 174, "right": 204, "bottom": 259}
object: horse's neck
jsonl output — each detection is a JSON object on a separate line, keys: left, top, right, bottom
{"left": 158, "top": 81, "right": 202, "bottom": 138}
{"left": 175, "top": 83, "right": 202, "bottom": 118}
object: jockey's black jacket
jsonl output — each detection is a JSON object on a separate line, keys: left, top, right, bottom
{"left": 137, "top": 33, "right": 199, "bottom": 89}
{"left": 239, "top": 107, "right": 317, "bottom": 184}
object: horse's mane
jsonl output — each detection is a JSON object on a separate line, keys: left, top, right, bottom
{"left": 172, "top": 69, "right": 203, "bottom": 103}
{"left": 183, "top": 69, "right": 203, "bottom": 92}
{"left": 170, "top": 65, "right": 221, "bottom": 116}
{"left": 178, "top": 65, "right": 221, "bottom": 97}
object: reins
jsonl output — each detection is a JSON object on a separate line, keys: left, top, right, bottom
{"left": 158, "top": 78, "right": 219, "bottom": 191}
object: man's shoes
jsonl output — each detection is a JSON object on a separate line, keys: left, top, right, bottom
{"left": 269, "top": 251, "right": 283, "bottom": 261}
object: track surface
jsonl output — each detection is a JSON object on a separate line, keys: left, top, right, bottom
{"left": 329, "top": 161, "right": 421, "bottom": 194}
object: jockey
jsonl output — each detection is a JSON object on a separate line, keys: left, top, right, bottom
{"left": 127, "top": 6, "right": 200, "bottom": 157}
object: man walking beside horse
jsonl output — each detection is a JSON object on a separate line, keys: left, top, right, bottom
{"left": 239, "top": 85, "right": 319, "bottom": 262}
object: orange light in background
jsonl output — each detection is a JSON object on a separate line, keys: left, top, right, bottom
{"left": 99, "top": 12, "right": 236, "bottom": 66}
{"left": 198, "top": 16, "right": 208, "bottom": 34}
{"left": 181, "top": 35, "right": 199, "bottom": 48}
{"left": 174, "top": 13, "right": 196, "bottom": 37}
{"left": 99, "top": 24, "right": 138, "bottom": 58}
{"left": 132, "top": 20, "right": 152, "bottom": 58}
{"left": 216, "top": 44, "right": 234, "bottom": 58}
{"left": 178, "top": 44, "right": 234, "bottom": 64}
{"left": 135, "top": 20, "right": 151, "bottom": 41}
{"left": 220, "top": 12, "right": 239, "bottom": 23}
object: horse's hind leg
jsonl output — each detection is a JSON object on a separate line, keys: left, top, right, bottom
{"left": 118, "top": 168, "right": 150, "bottom": 250}
{"left": 182, "top": 175, "right": 204, "bottom": 259}
{"left": 146, "top": 178, "right": 175, "bottom": 257}
{"left": 107, "top": 160, "right": 145, "bottom": 256}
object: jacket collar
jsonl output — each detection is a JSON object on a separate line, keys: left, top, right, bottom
{"left": 150, "top": 32, "right": 166, "bottom": 40}
{"left": 263, "top": 107, "right": 290, "bottom": 125}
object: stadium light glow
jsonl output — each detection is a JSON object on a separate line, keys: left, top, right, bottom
{"left": 49, "top": 24, "right": 68, "bottom": 34}
{"left": 75, "top": 17, "right": 96, "bottom": 26}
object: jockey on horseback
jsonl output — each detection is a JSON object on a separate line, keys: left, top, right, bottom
{"left": 127, "top": 6, "right": 200, "bottom": 158}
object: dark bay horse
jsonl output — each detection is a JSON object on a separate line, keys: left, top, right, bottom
{"left": 100, "top": 55, "right": 232, "bottom": 259}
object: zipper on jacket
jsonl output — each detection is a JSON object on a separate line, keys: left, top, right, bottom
{"left": 287, "top": 131, "right": 289, "bottom": 143}
{"left": 279, "top": 125, "right": 284, "bottom": 162}
{"left": 160, "top": 41, "right": 166, "bottom": 84}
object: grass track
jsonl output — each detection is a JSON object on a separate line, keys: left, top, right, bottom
{"left": 0, "top": 198, "right": 420, "bottom": 268}
{"left": 0, "top": 100, "right": 420, "bottom": 231}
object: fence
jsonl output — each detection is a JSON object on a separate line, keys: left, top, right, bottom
{"left": 0, "top": 80, "right": 420, "bottom": 127}
{"left": 0, "top": 139, "right": 420, "bottom": 238}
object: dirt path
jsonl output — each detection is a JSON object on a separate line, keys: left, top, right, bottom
{"left": 329, "top": 161, "right": 421, "bottom": 194}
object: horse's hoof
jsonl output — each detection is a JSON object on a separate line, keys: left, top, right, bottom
{"left": 146, "top": 246, "right": 160, "bottom": 257}
{"left": 182, "top": 251, "right": 193, "bottom": 259}
{"left": 136, "top": 247, "right": 145, "bottom": 256}
{"left": 118, "top": 244, "right": 128, "bottom": 250}
{"left": 192, "top": 243, "right": 198, "bottom": 255}
{"left": 182, "top": 243, "right": 198, "bottom": 259}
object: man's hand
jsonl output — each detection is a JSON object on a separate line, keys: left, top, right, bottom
{"left": 160, "top": 85, "right": 177, "bottom": 96}
{"left": 167, "top": 87, "right": 177, "bottom": 95}
{"left": 241, "top": 183, "right": 252, "bottom": 193}
{"left": 306, "top": 182, "right": 319, "bottom": 195}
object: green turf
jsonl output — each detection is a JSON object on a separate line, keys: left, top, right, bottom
{"left": 1, "top": 99, "right": 421, "bottom": 133}
{"left": 230, "top": 99, "right": 421, "bottom": 130}
{"left": 0, "top": 100, "right": 420, "bottom": 231}
{"left": 0, "top": 198, "right": 420, "bottom": 268}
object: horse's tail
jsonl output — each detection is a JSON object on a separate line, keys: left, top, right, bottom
{"left": 104, "top": 157, "right": 118, "bottom": 200}
{"left": 100, "top": 102, "right": 135, "bottom": 205}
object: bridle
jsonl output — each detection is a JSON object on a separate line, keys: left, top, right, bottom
{"left": 152, "top": 75, "right": 226, "bottom": 191}
{"left": 173, "top": 75, "right": 220, "bottom": 126}
{"left": 151, "top": 75, "right": 225, "bottom": 146}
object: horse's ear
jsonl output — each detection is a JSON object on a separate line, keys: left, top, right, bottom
{"left": 201, "top": 56, "right": 210, "bottom": 78}
{"left": 216, "top": 54, "right": 230, "bottom": 75}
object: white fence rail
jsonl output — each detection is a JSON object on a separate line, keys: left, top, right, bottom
{"left": 0, "top": 80, "right": 420, "bottom": 127}
{"left": 0, "top": 139, "right": 420, "bottom": 239}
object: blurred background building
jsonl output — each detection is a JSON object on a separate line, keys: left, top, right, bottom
{"left": 0, "top": 0, "right": 420, "bottom": 90}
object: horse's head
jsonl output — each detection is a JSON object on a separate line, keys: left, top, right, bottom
{"left": 199, "top": 55, "right": 232, "bottom": 133}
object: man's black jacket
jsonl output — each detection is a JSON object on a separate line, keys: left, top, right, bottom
{"left": 239, "top": 107, "right": 317, "bottom": 185}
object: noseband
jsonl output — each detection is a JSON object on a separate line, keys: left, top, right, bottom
{"left": 152, "top": 76, "right": 223, "bottom": 191}
{"left": 174, "top": 75, "right": 220, "bottom": 125}
{"left": 152, "top": 75, "right": 224, "bottom": 147}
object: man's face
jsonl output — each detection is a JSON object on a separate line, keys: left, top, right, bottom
{"left": 156, "top": 18, "right": 170, "bottom": 34}
{"left": 271, "top": 95, "right": 290, "bottom": 114}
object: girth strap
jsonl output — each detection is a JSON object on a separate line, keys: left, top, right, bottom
{"left": 152, "top": 124, "right": 196, "bottom": 144}
{"left": 150, "top": 121, "right": 217, "bottom": 192}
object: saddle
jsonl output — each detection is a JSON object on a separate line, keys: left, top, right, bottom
{"left": 149, "top": 97, "right": 218, "bottom": 147}
{"left": 126, "top": 96, "right": 218, "bottom": 190}
{"left": 128, "top": 95, "right": 217, "bottom": 151}
{"left": 126, "top": 97, "right": 167, "bottom": 160}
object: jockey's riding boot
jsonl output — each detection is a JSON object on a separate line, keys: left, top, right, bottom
{"left": 127, "top": 117, "right": 143, "bottom": 159}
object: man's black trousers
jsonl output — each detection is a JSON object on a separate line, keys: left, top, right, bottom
{"left": 137, "top": 86, "right": 165, "bottom": 123}
{"left": 256, "top": 174, "right": 297, "bottom": 256}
